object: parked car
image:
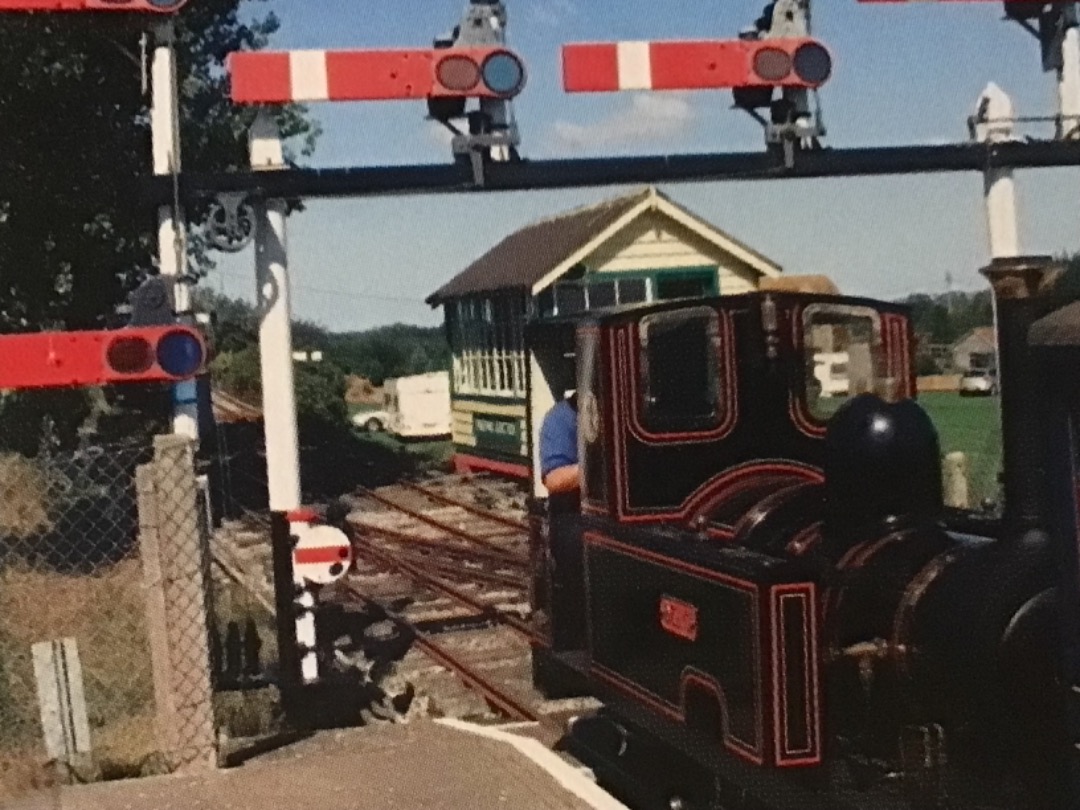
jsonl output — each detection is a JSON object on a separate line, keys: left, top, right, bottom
{"left": 351, "top": 409, "right": 390, "bottom": 432}
{"left": 959, "top": 368, "right": 998, "bottom": 396}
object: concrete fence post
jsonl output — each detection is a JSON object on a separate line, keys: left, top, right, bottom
{"left": 137, "top": 434, "right": 218, "bottom": 772}
{"left": 943, "top": 451, "right": 970, "bottom": 510}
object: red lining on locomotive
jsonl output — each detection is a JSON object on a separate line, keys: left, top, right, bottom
{"left": 583, "top": 530, "right": 823, "bottom": 767}
{"left": 622, "top": 312, "right": 739, "bottom": 445}
{"left": 770, "top": 584, "right": 822, "bottom": 766}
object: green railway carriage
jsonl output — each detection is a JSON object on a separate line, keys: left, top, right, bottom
{"left": 427, "top": 185, "right": 784, "bottom": 483}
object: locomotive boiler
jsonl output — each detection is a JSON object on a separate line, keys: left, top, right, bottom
{"left": 527, "top": 256, "right": 1080, "bottom": 810}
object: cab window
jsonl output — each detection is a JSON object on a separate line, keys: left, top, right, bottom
{"left": 639, "top": 307, "right": 723, "bottom": 433}
{"left": 577, "top": 330, "right": 607, "bottom": 504}
{"left": 803, "top": 303, "right": 893, "bottom": 420}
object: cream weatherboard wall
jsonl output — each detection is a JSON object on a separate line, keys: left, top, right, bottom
{"left": 584, "top": 210, "right": 763, "bottom": 295}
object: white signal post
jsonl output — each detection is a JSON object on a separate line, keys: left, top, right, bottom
{"left": 974, "top": 82, "right": 1019, "bottom": 387}
{"left": 249, "top": 113, "right": 317, "bottom": 685}
{"left": 250, "top": 112, "right": 302, "bottom": 515}
{"left": 1060, "top": 21, "right": 1080, "bottom": 138}
{"left": 150, "top": 21, "right": 198, "bottom": 439}
{"left": 974, "top": 83, "right": 1020, "bottom": 259}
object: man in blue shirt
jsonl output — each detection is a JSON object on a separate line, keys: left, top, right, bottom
{"left": 538, "top": 391, "right": 584, "bottom": 651}
{"left": 539, "top": 392, "right": 580, "bottom": 498}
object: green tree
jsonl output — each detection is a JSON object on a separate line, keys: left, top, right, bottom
{"left": 0, "top": 3, "right": 319, "bottom": 333}
{"left": 327, "top": 325, "right": 450, "bottom": 385}
{"left": 195, "top": 287, "right": 330, "bottom": 355}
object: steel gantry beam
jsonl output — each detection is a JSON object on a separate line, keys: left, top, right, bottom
{"left": 148, "top": 139, "right": 1080, "bottom": 205}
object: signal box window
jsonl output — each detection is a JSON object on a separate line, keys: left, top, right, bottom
{"left": 657, "top": 270, "right": 718, "bottom": 301}
{"left": 618, "top": 278, "right": 648, "bottom": 305}
{"left": 555, "top": 283, "right": 587, "bottom": 316}
{"left": 639, "top": 307, "right": 723, "bottom": 433}
{"left": 803, "top": 304, "right": 892, "bottom": 421}
{"left": 589, "top": 281, "right": 617, "bottom": 309}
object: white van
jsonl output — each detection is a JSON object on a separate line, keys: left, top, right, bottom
{"left": 384, "top": 371, "right": 452, "bottom": 439}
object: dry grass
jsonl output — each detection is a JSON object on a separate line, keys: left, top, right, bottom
{"left": 0, "top": 560, "right": 158, "bottom": 799}
{"left": 0, "top": 454, "right": 54, "bottom": 539}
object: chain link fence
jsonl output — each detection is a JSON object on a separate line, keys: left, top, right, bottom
{"left": 0, "top": 442, "right": 155, "bottom": 798}
{"left": 0, "top": 435, "right": 218, "bottom": 802}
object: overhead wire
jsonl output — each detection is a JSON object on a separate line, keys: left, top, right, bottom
{"left": 208, "top": 265, "right": 430, "bottom": 306}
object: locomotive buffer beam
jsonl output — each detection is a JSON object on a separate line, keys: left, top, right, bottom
{"left": 146, "top": 139, "right": 1080, "bottom": 205}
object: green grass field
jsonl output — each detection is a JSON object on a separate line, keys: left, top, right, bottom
{"left": 917, "top": 392, "right": 1003, "bottom": 507}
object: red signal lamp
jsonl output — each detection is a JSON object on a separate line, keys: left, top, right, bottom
{"left": 562, "top": 37, "right": 832, "bottom": 93}
{"left": 0, "top": 325, "right": 206, "bottom": 392}
{"left": 0, "top": 0, "right": 188, "bottom": 12}
{"left": 229, "top": 46, "right": 527, "bottom": 104}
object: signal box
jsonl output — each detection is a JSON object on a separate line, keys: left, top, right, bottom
{"left": 0, "top": 325, "right": 206, "bottom": 391}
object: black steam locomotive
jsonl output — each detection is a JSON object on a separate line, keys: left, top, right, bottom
{"left": 528, "top": 256, "right": 1080, "bottom": 810}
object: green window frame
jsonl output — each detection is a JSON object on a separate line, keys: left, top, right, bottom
{"left": 536, "top": 266, "right": 720, "bottom": 319}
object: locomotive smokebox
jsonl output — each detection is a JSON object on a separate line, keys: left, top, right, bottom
{"left": 823, "top": 393, "right": 942, "bottom": 543}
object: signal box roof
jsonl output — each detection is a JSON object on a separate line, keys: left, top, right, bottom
{"left": 426, "top": 186, "right": 781, "bottom": 305}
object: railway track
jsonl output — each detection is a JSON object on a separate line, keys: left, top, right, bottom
{"left": 336, "top": 477, "right": 594, "bottom": 730}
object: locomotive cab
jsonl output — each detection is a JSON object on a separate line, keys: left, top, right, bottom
{"left": 571, "top": 291, "right": 915, "bottom": 537}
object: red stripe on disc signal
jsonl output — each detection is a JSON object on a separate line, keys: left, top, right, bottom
{"left": 294, "top": 546, "right": 351, "bottom": 565}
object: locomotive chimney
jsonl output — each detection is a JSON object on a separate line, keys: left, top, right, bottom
{"left": 979, "top": 255, "right": 1064, "bottom": 535}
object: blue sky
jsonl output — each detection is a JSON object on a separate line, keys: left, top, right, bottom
{"left": 211, "top": 0, "right": 1080, "bottom": 333}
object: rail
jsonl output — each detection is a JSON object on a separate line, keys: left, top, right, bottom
{"left": 348, "top": 529, "right": 540, "bottom": 644}
{"left": 353, "top": 487, "right": 526, "bottom": 562}
{"left": 400, "top": 481, "right": 529, "bottom": 533}
{"left": 349, "top": 521, "right": 527, "bottom": 570}
{"left": 344, "top": 581, "right": 539, "bottom": 723}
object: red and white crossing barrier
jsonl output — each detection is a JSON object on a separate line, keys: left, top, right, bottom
{"left": 562, "top": 38, "right": 832, "bottom": 93}
{"left": 229, "top": 47, "right": 526, "bottom": 104}
{"left": 0, "top": 0, "right": 187, "bottom": 12}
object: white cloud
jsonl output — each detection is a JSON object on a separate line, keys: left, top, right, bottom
{"left": 549, "top": 94, "right": 698, "bottom": 151}
{"left": 526, "top": 0, "right": 578, "bottom": 28}
{"left": 425, "top": 120, "right": 456, "bottom": 150}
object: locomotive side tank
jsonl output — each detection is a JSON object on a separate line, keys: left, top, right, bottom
{"left": 531, "top": 258, "right": 1077, "bottom": 810}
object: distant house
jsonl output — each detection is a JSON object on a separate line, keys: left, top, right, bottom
{"left": 951, "top": 326, "right": 997, "bottom": 372}
{"left": 425, "top": 185, "right": 783, "bottom": 479}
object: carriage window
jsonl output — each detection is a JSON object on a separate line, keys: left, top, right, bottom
{"left": 578, "top": 330, "right": 608, "bottom": 504}
{"left": 803, "top": 304, "right": 893, "bottom": 420}
{"left": 639, "top": 307, "right": 722, "bottom": 433}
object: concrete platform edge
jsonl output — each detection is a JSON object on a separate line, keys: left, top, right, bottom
{"left": 436, "top": 719, "right": 629, "bottom": 810}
